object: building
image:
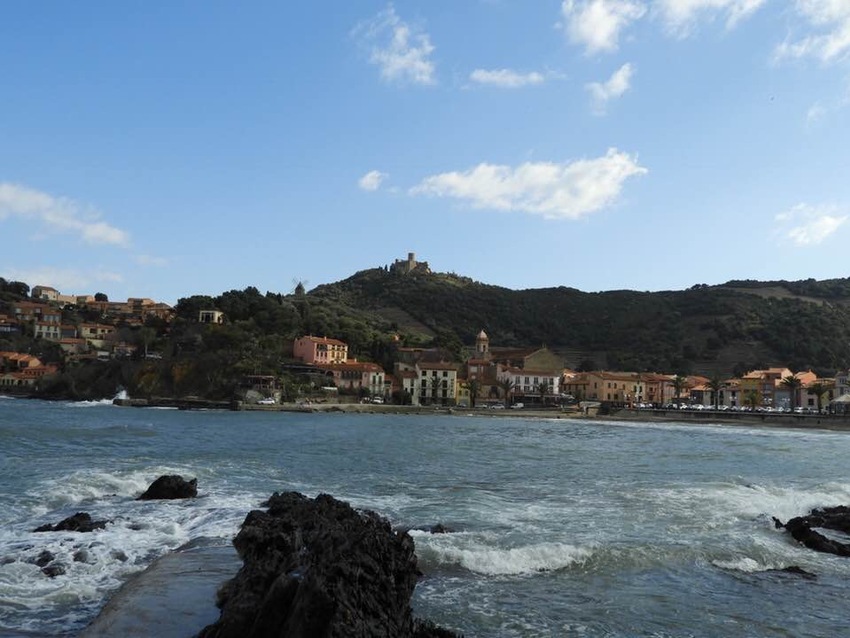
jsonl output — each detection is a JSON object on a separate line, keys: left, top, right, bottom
{"left": 199, "top": 310, "right": 225, "bottom": 324}
{"left": 31, "top": 286, "right": 59, "bottom": 302}
{"left": 293, "top": 336, "right": 349, "bottom": 365}
{"left": 318, "top": 361, "right": 385, "bottom": 397}
{"left": 389, "top": 252, "right": 431, "bottom": 275}
{"left": 417, "top": 361, "right": 458, "bottom": 405}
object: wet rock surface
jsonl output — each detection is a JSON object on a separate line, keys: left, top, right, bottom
{"left": 199, "top": 491, "right": 459, "bottom": 638}
{"left": 137, "top": 475, "right": 198, "bottom": 500}
{"left": 33, "top": 512, "right": 108, "bottom": 533}
{"left": 774, "top": 506, "right": 850, "bottom": 556}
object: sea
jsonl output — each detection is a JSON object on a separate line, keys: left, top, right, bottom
{"left": 2, "top": 396, "right": 850, "bottom": 637}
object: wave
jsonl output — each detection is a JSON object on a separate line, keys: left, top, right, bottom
{"left": 412, "top": 531, "right": 593, "bottom": 575}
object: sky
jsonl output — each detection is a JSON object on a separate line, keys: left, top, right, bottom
{"left": 2, "top": 1, "right": 849, "bottom": 305}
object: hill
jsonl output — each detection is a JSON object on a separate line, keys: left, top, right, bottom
{"left": 309, "top": 269, "right": 850, "bottom": 376}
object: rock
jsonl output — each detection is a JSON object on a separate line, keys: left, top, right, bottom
{"left": 73, "top": 549, "right": 92, "bottom": 563}
{"left": 137, "top": 475, "right": 198, "bottom": 500}
{"left": 198, "top": 491, "right": 460, "bottom": 638}
{"left": 775, "top": 506, "right": 850, "bottom": 556}
{"left": 42, "top": 564, "right": 66, "bottom": 578}
{"left": 34, "top": 512, "right": 108, "bottom": 533}
{"left": 767, "top": 566, "right": 817, "bottom": 580}
{"left": 34, "top": 550, "right": 55, "bottom": 567}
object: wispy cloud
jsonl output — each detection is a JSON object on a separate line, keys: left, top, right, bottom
{"left": 0, "top": 182, "right": 129, "bottom": 246}
{"left": 134, "top": 254, "right": 169, "bottom": 267}
{"left": 358, "top": 170, "right": 388, "bottom": 191}
{"left": 410, "top": 148, "right": 647, "bottom": 220}
{"left": 775, "top": 202, "right": 848, "bottom": 246}
{"left": 560, "top": 0, "right": 647, "bottom": 54}
{"left": 354, "top": 4, "right": 436, "bottom": 85}
{"left": 2, "top": 266, "right": 123, "bottom": 292}
{"left": 654, "top": 0, "right": 766, "bottom": 37}
{"left": 469, "top": 68, "right": 546, "bottom": 88}
{"left": 586, "top": 62, "right": 634, "bottom": 114}
{"left": 775, "top": 1, "right": 850, "bottom": 63}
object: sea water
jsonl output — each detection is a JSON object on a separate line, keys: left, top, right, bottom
{"left": 2, "top": 396, "right": 850, "bottom": 637}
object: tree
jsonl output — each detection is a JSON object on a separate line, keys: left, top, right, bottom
{"left": 780, "top": 374, "right": 803, "bottom": 410}
{"left": 806, "top": 381, "right": 832, "bottom": 414}
{"left": 94, "top": 292, "right": 108, "bottom": 302}
{"left": 498, "top": 378, "right": 515, "bottom": 408}
{"left": 744, "top": 389, "right": 760, "bottom": 410}
{"left": 461, "top": 378, "right": 482, "bottom": 408}
{"left": 707, "top": 375, "right": 725, "bottom": 410}
{"left": 536, "top": 380, "right": 550, "bottom": 406}
{"left": 671, "top": 375, "right": 690, "bottom": 406}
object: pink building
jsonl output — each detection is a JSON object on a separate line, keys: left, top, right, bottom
{"left": 292, "top": 336, "right": 349, "bottom": 365}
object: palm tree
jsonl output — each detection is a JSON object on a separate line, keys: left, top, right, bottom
{"left": 461, "top": 378, "right": 482, "bottom": 408}
{"left": 671, "top": 375, "right": 689, "bottom": 406}
{"left": 744, "top": 389, "right": 760, "bottom": 411}
{"left": 780, "top": 374, "right": 802, "bottom": 410}
{"left": 498, "top": 378, "right": 515, "bottom": 408}
{"left": 806, "top": 381, "right": 832, "bottom": 414}
{"left": 707, "top": 375, "right": 724, "bottom": 410}
{"left": 536, "top": 381, "right": 550, "bottom": 406}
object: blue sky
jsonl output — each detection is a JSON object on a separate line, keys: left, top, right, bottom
{"left": 2, "top": 1, "right": 849, "bottom": 304}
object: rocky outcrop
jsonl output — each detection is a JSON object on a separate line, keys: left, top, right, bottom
{"left": 774, "top": 506, "right": 850, "bottom": 556}
{"left": 33, "top": 512, "right": 108, "bottom": 533}
{"left": 199, "top": 491, "right": 459, "bottom": 638}
{"left": 137, "top": 475, "right": 198, "bottom": 500}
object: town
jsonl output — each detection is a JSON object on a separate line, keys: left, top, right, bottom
{"left": 2, "top": 276, "right": 849, "bottom": 416}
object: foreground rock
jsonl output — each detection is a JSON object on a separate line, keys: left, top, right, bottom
{"left": 137, "top": 475, "right": 198, "bottom": 500}
{"left": 774, "top": 506, "right": 850, "bottom": 556}
{"left": 198, "top": 491, "right": 459, "bottom": 638}
{"left": 33, "top": 512, "right": 108, "bottom": 533}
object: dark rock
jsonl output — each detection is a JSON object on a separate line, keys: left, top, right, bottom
{"left": 42, "top": 564, "right": 66, "bottom": 578}
{"left": 776, "top": 506, "right": 850, "bottom": 556}
{"left": 35, "top": 550, "right": 54, "bottom": 567}
{"left": 199, "top": 491, "right": 460, "bottom": 638}
{"left": 73, "top": 549, "right": 92, "bottom": 563}
{"left": 110, "top": 550, "right": 128, "bottom": 562}
{"left": 766, "top": 565, "right": 817, "bottom": 580}
{"left": 34, "top": 512, "right": 108, "bottom": 533}
{"left": 137, "top": 475, "right": 198, "bottom": 500}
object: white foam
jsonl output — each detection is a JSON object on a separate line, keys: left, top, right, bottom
{"left": 413, "top": 532, "right": 593, "bottom": 575}
{"left": 66, "top": 399, "right": 116, "bottom": 408}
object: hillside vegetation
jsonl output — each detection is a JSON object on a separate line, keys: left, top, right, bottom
{"left": 311, "top": 269, "right": 850, "bottom": 376}
{"left": 4, "top": 269, "right": 850, "bottom": 400}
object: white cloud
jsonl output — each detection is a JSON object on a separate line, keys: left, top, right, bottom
{"left": 586, "top": 62, "right": 634, "bottom": 114}
{"left": 358, "top": 170, "right": 388, "bottom": 191}
{"left": 410, "top": 148, "right": 647, "bottom": 220}
{"left": 654, "top": 0, "right": 766, "bottom": 36}
{"left": 354, "top": 5, "right": 436, "bottom": 85}
{"left": 2, "top": 266, "right": 123, "bottom": 292}
{"left": 775, "top": 202, "right": 848, "bottom": 245}
{"left": 0, "top": 182, "right": 129, "bottom": 246}
{"left": 135, "top": 254, "right": 169, "bottom": 267}
{"left": 560, "top": 0, "right": 647, "bottom": 54}
{"left": 775, "top": 1, "right": 850, "bottom": 63}
{"left": 469, "top": 68, "right": 546, "bottom": 88}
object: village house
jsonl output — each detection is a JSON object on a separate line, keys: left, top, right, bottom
{"left": 199, "top": 309, "right": 225, "bottom": 324}
{"left": 293, "top": 335, "right": 349, "bottom": 365}
{"left": 31, "top": 285, "right": 59, "bottom": 302}
{"left": 0, "top": 351, "right": 58, "bottom": 389}
{"left": 318, "top": 360, "right": 385, "bottom": 397}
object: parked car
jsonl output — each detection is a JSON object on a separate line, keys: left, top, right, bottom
{"left": 371, "top": 396, "right": 384, "bottom": 404}
{"left": 257, "top": 398, "right": 275, "bottom": 405}
{"left": 511, "top": 402, "right": 524, "bottom": 409}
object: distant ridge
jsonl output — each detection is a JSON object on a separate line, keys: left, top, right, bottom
{"left": 308, "top": 267, "right": 850, "bottom": 376}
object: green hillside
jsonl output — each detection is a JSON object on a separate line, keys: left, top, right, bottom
{"left": 310, "top": 268, "right": 850, "bottom": 376}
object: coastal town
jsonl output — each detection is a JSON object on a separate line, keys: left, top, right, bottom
{"left": 2, "top": 278, "right": 850, "bottom": 416}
